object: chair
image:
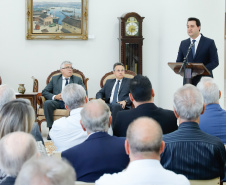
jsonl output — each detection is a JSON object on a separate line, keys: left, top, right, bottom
{"left": 51, "top": 151, "right": 61, "bottom": 159}
{"left": 100, "top": 70, "right": 136, "bottom": 88}
{"left": 189, "top": 177, "right": 220, "bottom": 185}
{"left": 37, "top": 69, "right": 89, "bottom": 131}
{"left": 75, "top": 181, "right": 95, "bottom": 185}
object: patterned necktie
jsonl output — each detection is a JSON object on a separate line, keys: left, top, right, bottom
{"left": 65, "top": 78, "right": 69, "bottom": 86}
{"left": 112, "top": 80, "right": 120, "bottom": 104}
{"left": 192, "top": 40, "right": 196, "bottom": 58}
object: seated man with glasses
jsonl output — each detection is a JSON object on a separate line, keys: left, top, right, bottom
{"left": 42, "top": 61, "right": 85, "bottom": 140}
{"left": 96, "top": 63, "right": 132, "bottom": 129}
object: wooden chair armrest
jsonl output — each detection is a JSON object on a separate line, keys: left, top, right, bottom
{"left": 38, "top": 96, "right": 46, "bottom": 108}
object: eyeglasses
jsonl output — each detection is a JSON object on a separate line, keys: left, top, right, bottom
{"left": 114, "top": 69, "right": 125, "bottom": 72}
{"left": 62, "top": 67, "right": 73, "bottom": 70}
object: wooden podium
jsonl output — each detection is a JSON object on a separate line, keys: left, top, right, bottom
{"left": 168, "top": 62, "right": 210, "bottom": 84}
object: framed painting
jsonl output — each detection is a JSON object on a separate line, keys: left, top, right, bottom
{"left": 26, "top": 0, "right": 88, "bottom": 40}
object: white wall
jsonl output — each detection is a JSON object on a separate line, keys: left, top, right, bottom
{"left": 0, "top": 0, "right": 225, "bottom": 110}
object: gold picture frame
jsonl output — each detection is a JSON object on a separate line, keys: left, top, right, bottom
{"left": 26, "top": 0, "right": 88, "bottom": 40}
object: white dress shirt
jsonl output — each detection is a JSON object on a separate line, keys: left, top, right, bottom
{"left": 49, "top": 107, "right": 87, "bottom": 152}
{"left": 110, "top": 79, "right": 123, "bottom": 103}
{"left": 52, "top": 76, "right": 71, "bottom": 100}
{"left": 96, "top": 159, "right": 190, "bottom": 185}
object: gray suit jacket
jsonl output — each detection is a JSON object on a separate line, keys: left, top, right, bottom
{"left": 42, "top": 74, "right": 85, "bottom": 100}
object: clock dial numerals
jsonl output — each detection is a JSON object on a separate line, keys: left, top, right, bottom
{"left": 126, "top": 23, "right": 139, "bottom": 36}
{"left": 125, "top": 17, "right": 139, "bottom": 36}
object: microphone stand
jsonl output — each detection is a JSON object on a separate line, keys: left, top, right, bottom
{"left": 179, "top": 43, "right": 194, "bottom": 74}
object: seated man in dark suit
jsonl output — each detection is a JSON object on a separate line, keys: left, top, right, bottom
{"left": 113, "top": 75, "right": 178, "bottom": 137}
{"left": 62, "top": 99, "right": 129, "bottom": 183}
{"left": 161, "top": 84, "right": 226, "bottom": 180}
{"left": 42, "top": 61, "right": 85, "bottom": 139}
{"left": 96, "top": 63, "right": 132, "bottom": 128}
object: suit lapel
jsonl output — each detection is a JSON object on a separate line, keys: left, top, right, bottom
{"left": 57, "top": 75, "right": 63, "bottom": 91}
{"left": 185, "top": 39, "right": 194, "bottom": 63}
{"left": 69, "top": 76, "right": 74, "bottom": 84}
{"left": 194, "top": 35, "right": 205, "bottom": 60}
{"left": 110, "top": 79, "right": 116, "bottom": 90}
{"left": 118, "top": 78, "right": 125, "bottom": 94}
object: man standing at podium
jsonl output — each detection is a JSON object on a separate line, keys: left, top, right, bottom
{"left": 176, "top": 17, "right": 219, "bottom": 86}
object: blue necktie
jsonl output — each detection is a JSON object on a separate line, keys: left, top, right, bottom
{"left": 192, "top": 40, "right": 196, "bottom": 58}
{"left": 112, "top": 80, "right": 120, "bottom": 104}
{"left": 65, "top": 78, "right": 69, "bottom": 86}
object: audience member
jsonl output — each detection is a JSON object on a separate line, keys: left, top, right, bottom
{"left": 62, "top": 99, "right": 129, "bottom": 182}
{"left": 161, "top": 84, "right": 226, "bottom": 180}
{"left": 50, "top": 84, "right": 88, "bottom": 152}
{"left": 0, "top": 99, "right": 46, "bottom": 156}
{"left": 113, "top": 75, "right": 178, "bottom": 137}
{"left": 42, "top": 61, "right": 86, "bottom": 140}
{"left": 197, "top": 77, "right": 226, "bottom": 143}
{"left": 0, "top": 132, "right": 38, "bottom": 185}
{"left": 96, "top": 62, "right": 132, "bottom": 128}
{"left": 15, "top": 157, "right": 75, "bottom": 185}
{"left": 0, "top": 85, "right": 44, "bottom": 144}
{"left": 0, "top": 85, "right": 15, "bottom": 110}
{"left": 96, "top": 117, "right": 189, "bottom": 185}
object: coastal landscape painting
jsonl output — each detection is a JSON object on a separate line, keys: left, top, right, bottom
{"left": 26, "top": 0, "right": 88, "bottom": 40}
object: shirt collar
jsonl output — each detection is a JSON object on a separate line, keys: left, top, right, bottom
{"left": 70, "top": 107, "right": 83, "bottom": 116}
{"left": 178, "top": 121, "right": 200, "bottom": 130}
{"left": 62, "top": 76, "right": 70, "bottom": 80}
{"left": 116, "top": 78, "right": 123, "bottom": 83}
{"left": 190, "top": 34, "right": 201, "bottom": 43}
{"left": 128, "top": 159, "right": 162, "bottom": 169}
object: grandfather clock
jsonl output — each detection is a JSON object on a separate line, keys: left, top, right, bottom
{"left": 118, "top": 12, "right": 144, "bottom": 74}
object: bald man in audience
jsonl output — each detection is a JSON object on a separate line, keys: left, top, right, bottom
{"left": 161, "top": 84, "right": 226, "bottom": 180}
{"left": 96, "top": 117, "right": 189, "bottom": 185}
{"left": 0, "top": 132, "right": 38, "bottom": 185}
{"left": 15, "top": 157, "right": 75, "bottom": 185}
{"left": 62, "top": 99, "right": 129, "bottom": 183}
{"left": 114, "top": 75, "right": 178, "bottom": 137}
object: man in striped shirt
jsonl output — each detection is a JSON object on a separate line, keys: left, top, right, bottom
{"left": 161, "top": 84, "right": 226, "bottom": 180}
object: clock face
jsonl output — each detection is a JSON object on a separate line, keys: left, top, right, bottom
{"left": 125, "top": 17, "right": 139, "bottom": 36}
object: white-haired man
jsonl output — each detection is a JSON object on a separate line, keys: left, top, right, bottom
{"left": 49, "top": 84, "right": 88, "bottom": 152}
{"left": 161, "top": 84, "right": 226, "bottom": 180}
{"left": 197, "top": 77, "right": 226, "bottom": 143}
{"left": 96, "top": 117, "right": 189, "bottom": 185}
{"left": 15, "top": 157, "right": 75, "bottom": 185}
{"left": 0, "top": 132, "right": 38, "bottom": 185}
{"left": 62, "top": 99, "right": 129, "bottom": 183}
{"left": 42, "top": 61, "right": 86, "bottom": 139}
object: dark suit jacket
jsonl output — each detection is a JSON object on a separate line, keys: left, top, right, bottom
{"left": 61, "top": 132, "right": 129, "bottom": 183}
{"left": 1, "top": 176, "right": 16, "bottom": 185}
{"left": 96, "top": 78, "right": 132, "bottom": 106}
{"left": 113, "top": 103, "right": 178, "bottom": 137}
{"left": 42, "top": 74, "right": 85, "bottom": 100}
{"left": 161, "top": 122, "right": 226, "bottom": 180}
{"left": 176, "top": 34, "right": 219, "bottom": 85}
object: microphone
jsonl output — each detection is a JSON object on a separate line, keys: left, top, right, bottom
{"left": 179, "top": 42, "right": 194, "bottom": 74}
{"left": 188, "top": 42, "right": 194, "bottom": 50}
